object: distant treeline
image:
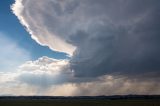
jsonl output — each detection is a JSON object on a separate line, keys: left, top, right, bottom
{"left": 0, "top": 95, "right": 160, "bottom": 100}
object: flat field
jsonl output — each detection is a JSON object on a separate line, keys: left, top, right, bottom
{"left": 0, "top": 99, "right": 160, "bottom": 106}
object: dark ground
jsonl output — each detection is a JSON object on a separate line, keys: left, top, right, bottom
{"left": 0, "top": 95, "right": 159, "bottom": 106}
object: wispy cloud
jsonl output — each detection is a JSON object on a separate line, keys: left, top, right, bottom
{"left": 0, "top": 32, "right": 30, "bottom": 72}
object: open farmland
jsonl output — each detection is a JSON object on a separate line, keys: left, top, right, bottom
{"left": 0, "top": 95, "right": 159, "bottom": 106}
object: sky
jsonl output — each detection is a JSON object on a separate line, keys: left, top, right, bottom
{"left": 0, "top": 0, "right": 160, "bottom": 96}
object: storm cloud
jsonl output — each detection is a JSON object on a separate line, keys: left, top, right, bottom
{"left": 12, "top": 0, "right": 160, "bottom": 78}
{"left": 10, "top": 0, "right": 160, "bottom": 95}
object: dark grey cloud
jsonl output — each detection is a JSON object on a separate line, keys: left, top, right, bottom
{"left": 12, "top": 0, "right": 160, "bottom": 79}
{"left": 69, "top": 0, "right": 160, "bottom": 78}
{"left": 9, "top": 0, "right": 160, "bottom": 95}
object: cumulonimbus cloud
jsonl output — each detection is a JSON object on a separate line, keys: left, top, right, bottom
{"left": 10, "top": 0, "right": 160, "bottom": 95}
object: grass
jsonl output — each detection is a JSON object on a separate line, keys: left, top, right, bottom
{"left": 0, "top": 99, "right": 160, "bottom": 106}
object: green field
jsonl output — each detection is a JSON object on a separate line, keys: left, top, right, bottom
{"left": 0, "top": 99, "right": 160, "bottom": 106}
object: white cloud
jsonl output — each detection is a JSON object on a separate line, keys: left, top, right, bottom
{"left": 11, "top": 0, "right": 76, "bottom": 56}
{"left": 0, "top": 56, "right": 71, "bottom": 95}
{"left": 17, "top": 56, "right": 72, "bottom": 87}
